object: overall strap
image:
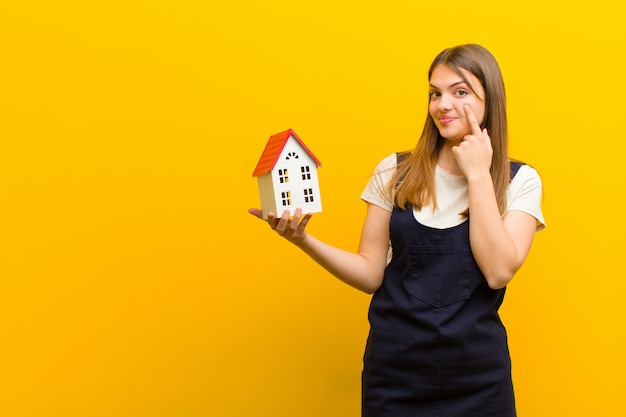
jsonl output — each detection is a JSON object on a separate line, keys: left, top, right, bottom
{"left": 509, "top": 160, "right": 525, "bottom": 181}
{"left": 396, "top": 151, "right": 410, "bottom": 165}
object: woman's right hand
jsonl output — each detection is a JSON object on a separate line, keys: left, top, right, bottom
{"left": 248, "top": 207, "right": 313, "bottom": 247}
{"left": 249, "top": 203, "right": 390, "bottom": 294}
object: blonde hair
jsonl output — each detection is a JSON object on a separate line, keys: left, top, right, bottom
{"left": 390, "top": 44, "right": 510, "bottom": 215}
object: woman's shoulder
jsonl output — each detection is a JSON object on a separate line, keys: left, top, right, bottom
{"left": 373, "top": 153, "right": 399, "bottom": 171}
{"left": 507, "top": 162, "right": 545, "bottom": 229}
{"left": 510, "top": 163, "right": 542, "bottom": 185}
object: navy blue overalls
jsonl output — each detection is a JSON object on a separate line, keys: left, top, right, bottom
{"left": 362, "top": 162, "right": 522, "bottom": 417}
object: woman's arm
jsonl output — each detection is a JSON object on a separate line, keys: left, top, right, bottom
{"left": 453, "top": 105, "right": 538, "bottom": 289}
{"left": 465, "top": 174, "right": 537, "bottom": 289}
{"left": 248, "top": 203, "right": 391, "bottom": 294}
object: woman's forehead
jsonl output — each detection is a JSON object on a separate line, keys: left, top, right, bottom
{"left": 430, "top": 65, "right": 478, "bottom": 86}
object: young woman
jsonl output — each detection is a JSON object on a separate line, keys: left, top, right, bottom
{"left": 249, "top": 44, "right": 544, "bottom": 417}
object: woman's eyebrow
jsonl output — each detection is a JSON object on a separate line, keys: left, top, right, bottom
{"left": 429, "top": 80, "right": 467, "bottom": 90}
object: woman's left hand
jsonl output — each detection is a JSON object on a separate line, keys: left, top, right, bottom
{"left": 452, "top": 104, "right": 493, "bottom": 180}
{"left": 248, "top": 207, "right": 312, "bottom": 247}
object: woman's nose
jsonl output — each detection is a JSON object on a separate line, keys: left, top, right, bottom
{"left": 438, "top": 94, "right": 452, "bottom": 111}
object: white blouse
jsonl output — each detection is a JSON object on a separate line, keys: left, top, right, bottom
{"left": 360, "top": 153, "right": 545, "bottom": 230}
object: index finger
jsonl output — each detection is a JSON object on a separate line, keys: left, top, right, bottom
{"left": 464, "top": 104, "right": 482, "bottom": 136}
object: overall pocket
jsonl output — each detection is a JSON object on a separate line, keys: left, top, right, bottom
{"left": 403, "top": 245, "right": 473, "bottom": 307}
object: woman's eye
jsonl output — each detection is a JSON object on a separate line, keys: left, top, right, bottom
{"left": 429, "top": 91, "right": 440, "bottom": 99}
{"left": 455, "top": 89, "right": 469, "bottom": 97}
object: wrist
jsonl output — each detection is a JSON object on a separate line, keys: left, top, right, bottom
{"left": 465, "top": 170, "right": 492, "bottom": 185}
{"left": 292, "top": 232, "right": 310, "bottom": 249}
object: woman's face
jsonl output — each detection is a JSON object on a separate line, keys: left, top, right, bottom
{"left": 428, "top": 64, "right": 486, "bottom": 142}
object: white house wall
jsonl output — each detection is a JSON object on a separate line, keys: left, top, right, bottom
{"left": 257, "top": 173, "right": 277, "bottom": 219}
{"left": 269, "top": 136, "right": 322, "bottom": 217}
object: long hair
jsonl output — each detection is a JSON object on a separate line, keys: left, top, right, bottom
{"left": 390, "top": 44, "right": 510, "bottom": 215}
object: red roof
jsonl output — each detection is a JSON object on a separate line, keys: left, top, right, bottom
{"left": 252, "top": 129, "right": 322, "bottom": 177}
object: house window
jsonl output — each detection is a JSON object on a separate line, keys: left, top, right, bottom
{"left": 281, "top": 191, "right": 292, "bottom": 206}
{"left": 304, "top": 188, "right": 314, "bottom": 203}
{"left": 278, "top": 169, "right": 289, "bottom": 183}
{"left": 286, "top": 152, "right": 299, "bottom": 160}
{"left": 301, "top": 166, "right": 311, "bottom": 180}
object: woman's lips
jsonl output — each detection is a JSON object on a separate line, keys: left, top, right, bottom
{"left": 439, "top": 116, "right": 455, "bottom": 125}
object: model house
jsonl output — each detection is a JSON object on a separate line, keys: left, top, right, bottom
{"left": 252, "top": 129, "right": 322, "bottom": 219}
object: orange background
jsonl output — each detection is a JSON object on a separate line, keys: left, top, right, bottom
{"left": 1, "top": 1, "right": 624, "bottom": 416}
